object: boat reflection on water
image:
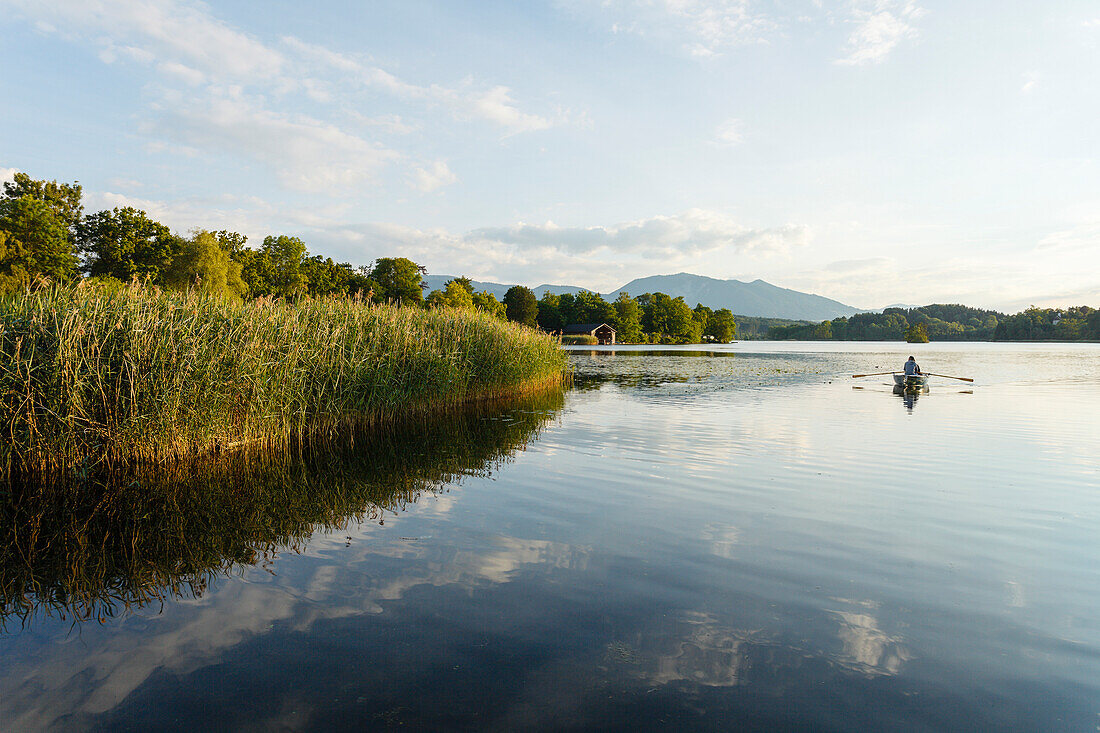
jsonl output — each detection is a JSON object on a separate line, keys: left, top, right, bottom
{"left": 0, "top": 389, "right": 564, "bottom": 630}
{"left": 893, "top": 383, "right": 929, "bottom": 411}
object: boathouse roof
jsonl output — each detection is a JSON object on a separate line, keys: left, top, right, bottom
{"left": 561, "top": 323, "right": 615, "bottom": 334}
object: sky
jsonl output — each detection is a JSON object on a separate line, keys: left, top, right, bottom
{"left": 1, "top": 0, "right": 1098, "bottom": 311}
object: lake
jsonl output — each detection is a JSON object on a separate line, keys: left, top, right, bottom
{"left": 2, "top": 342, "right": 1099, "bottom": 731}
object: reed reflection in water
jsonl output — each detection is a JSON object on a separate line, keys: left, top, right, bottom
{"left": 0, "top": 389, "right": 564, "bottom": 630}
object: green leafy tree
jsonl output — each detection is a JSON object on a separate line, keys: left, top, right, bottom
{"left": 537, "top": 292, "right": 563, "bottom": 331}
{"left": 572, "top": 290, "right": 615, "bottom": 325}
{"left": 369, "top": 257, "right": 425, "bottom": 305}
{"left": 78, "top": 207, "right": 179, "bottom": 283}
{"left": 301, "top": 255, "right": 368, "bottom": 297}
{"left": 611, "top": 292, "right": 644, "bottom": 342}
{"left": 0, "top": 195, "right": 79, "bottom": 288}
{"left": 706, "top": 308, "right": 737, "bottom": 342}
{"left": 232, "top": 247, "right": 275, "bottom": 298}
{"left": 693, "top": 304, "right": 713, "bottom": 339}
{"left": 557, "top": 293, "right": 576, "bottom": 326}
{"left": 166, "top": 230, "right": 246, "bottom": 299}
{"left": 213, "top": 230, "right": 248, "bottom": 254}
{"left": 471, "top": 290, "right": 506, "bottom": 319}
{"left": 503, "top": 285, "right": 538, "bottom": 326}
{"left": 2, "top": 172, "right": 83, "bottom": 242}
{"left": 262, "top": 235, "right": 309, "bottom": 297}
{"left": 642, "top": 292, "right": 699, "bottom": 343}
{"left": 426, "top": 278, "right": 475, "bottom": 309}
{"left": 814, "top": 320, "right": 835, "bottom": 339}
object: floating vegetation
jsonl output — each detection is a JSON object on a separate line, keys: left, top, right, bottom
{"left": 0, "top": 283, "right": 569, "bottom": 474}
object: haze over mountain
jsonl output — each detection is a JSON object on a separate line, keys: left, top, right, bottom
{"left": 423, "top": 273, "right": 862, "bottom": 320}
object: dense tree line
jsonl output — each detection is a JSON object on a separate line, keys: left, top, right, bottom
{"left": 0, "top": 172, "right": 440, "bottom": 306}
{"left": 768, "top": 303, "right": 1100, "bottom": 342}
{"left": 533, "top": 289, "right": 736, "bottom": 343}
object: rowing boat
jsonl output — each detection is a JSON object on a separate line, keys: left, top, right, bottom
{"left": 893, "top": 373, "right": 928, "bottom": 389}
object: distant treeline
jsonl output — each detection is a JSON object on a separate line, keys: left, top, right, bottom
{"left": 768, "top": 304, "right": 1100, "bottom": 342}
{"left": 0, "top": 172, "right": 741, "bottom": 343}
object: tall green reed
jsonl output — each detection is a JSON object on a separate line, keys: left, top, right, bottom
{"left": 0, "top": 282, "right": 568, "bottom": 472}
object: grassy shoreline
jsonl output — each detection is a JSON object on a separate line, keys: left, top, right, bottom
{"left": 1, "top": 283, "right": 568, "bottom": 473}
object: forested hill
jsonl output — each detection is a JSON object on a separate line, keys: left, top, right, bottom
{"left": 768, "top": 304, "right": 1100, "bottom": 341}
{"left": 609, "top": 273, "right": 861, "bottom": 320}
{"left": 425, "top": 272, "right": 862, "bottom": 320}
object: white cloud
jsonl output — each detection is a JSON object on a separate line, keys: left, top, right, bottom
{"left": 411, "top": 161, "right": 458, "bottom": 193}
{"left": 286, "top": 38, "right": 563, "bottom": 134}
{"left": 0, "top": 167, "right": 18, "bottom": 185}
{"left": 569, "top": 0, "right": 777, "bottom": 55}
{"left": 5, "top": 0, "right": 286, "bottom": 84}
{"left": 86, "top": 190, "right": 352, "bottom": 243}
{"left": 466, "top": 86, "right": 555, "bottom": 134}
{"left": 352, "top": 113, "right": 419, "bottom": 136}
{"left": 1036, "top": 222, "right": 1100, "bottom": 253}
{"left": 835, "top": 0, "right": 924, "bottom": 66}
{"left": 1020, "top": 70, "right": 1040, "bottom": 94}
{"left": 314, "top": 209, "right": 810, "bottom": 289}
{"left": 144, "top": 93, "right": 399, "bottom": 193}
{"left": 1, "top": 0, "right": 566, "bottom": 195}
{"left": 715, "top": 117, "right": 745, "bottom": 145}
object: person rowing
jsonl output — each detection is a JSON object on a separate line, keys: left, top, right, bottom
{"left": 904, "top": 355, "right": 921, "bottom": 376}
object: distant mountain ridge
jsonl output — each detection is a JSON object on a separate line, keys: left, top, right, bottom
{"left": 422, "top": 272, "right": 863, "bottom": 320}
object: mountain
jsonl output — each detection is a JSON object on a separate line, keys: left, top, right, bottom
{"left": 604, "top": 273, "right": 862, "bottom": 320}
{"left": 422, "top": 272, "right": 863, "bottom": 320}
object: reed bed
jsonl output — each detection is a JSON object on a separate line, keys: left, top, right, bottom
{"left": 0, "top": 283, "right": 568, "bottom": 473}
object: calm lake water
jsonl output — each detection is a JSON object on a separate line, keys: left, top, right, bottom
{"left": 2, "top": 342, "right": 1099, "bottom": 731}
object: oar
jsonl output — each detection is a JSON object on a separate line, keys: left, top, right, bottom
{"left": 852, "top": 371, "right": 895, "bottom": 378}
{"left": 924, "top": 372, "right": 974, "bottom": 382}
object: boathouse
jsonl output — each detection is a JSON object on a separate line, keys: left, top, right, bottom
{"left": 562, "top": 323, "right": 616, "bottom": 345}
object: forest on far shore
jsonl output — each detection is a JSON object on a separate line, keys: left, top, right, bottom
{"left": 767, "top": 304, "right": 1100, "bottom": 342}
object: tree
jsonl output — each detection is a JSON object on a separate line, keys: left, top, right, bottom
{"left": 426, "top": 278, "right": 475, "bottom": 309}
{"left": 213, "top": 230, "right": 248, "bottom": 254}
{"left": 536, "top": 292, "right": 563, "bottom": 332}
{"left": 693, "top": 304, "right": 713, "bottom": 339}
{"left": 369, "top": 257, "right": 425, "bottom": 305}
{"left": 557, "top": 293, "right": 576, "bottom": 327}
{"left": 301, "top": 255, "right": 367, "bottom": 297}
{"left": 471, "top": 290, "right": 506, "bottom": 319}
{"left": 503, "top": 285, "right": 538, "bottom": 326}
{"left": 706, "top": 308, "right": 737, "bottom": 342}
{"left": 166, "top": 230, "right": 246, "bottom": 299}
{"left": 233, "top": 247, "right": 275, "bottom": 298}
{"left": 642, "top": 292, "right": 699, "bottom": 343}
{"left": 904, "top": 323, "right": 929, "bottom": 342}
{"left": 78, "top": 207, "right": 178, "bottom": 283}
{"left": 262, "top": 235, "right": 309, "bottom": 297}
{"left": 2, "top": 172, "right": 83, "bottom": 242}
{"left": 611, "top": 292, "right": 643, "bottom": 342}
{"left": 572, "top": 290, "right": 615, "bottom": 325}
{"left": 0, "top": 195, "right": 79, "bottom": 287}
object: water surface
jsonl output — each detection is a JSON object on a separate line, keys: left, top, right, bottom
{"left": 2, "top": 342, "right": 1098, "bottom": 731}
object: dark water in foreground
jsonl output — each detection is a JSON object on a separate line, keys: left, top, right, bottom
{"left": 2, "top": 342, "right": 1099, "bottom": 731}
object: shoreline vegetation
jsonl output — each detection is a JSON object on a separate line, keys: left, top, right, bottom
{"left": 1, "top": 283, "right": 567, "bottom": 475}
{"left": 766, "top": 304, "right": 1100, "bottom": 342}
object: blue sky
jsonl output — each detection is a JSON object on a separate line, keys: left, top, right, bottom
{"left": 1, "top": 0, "right": 1098, "bottom": 310}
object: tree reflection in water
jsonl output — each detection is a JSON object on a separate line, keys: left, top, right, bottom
{"left": 0, "top": 389, "right": 563, "bottom": 630}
